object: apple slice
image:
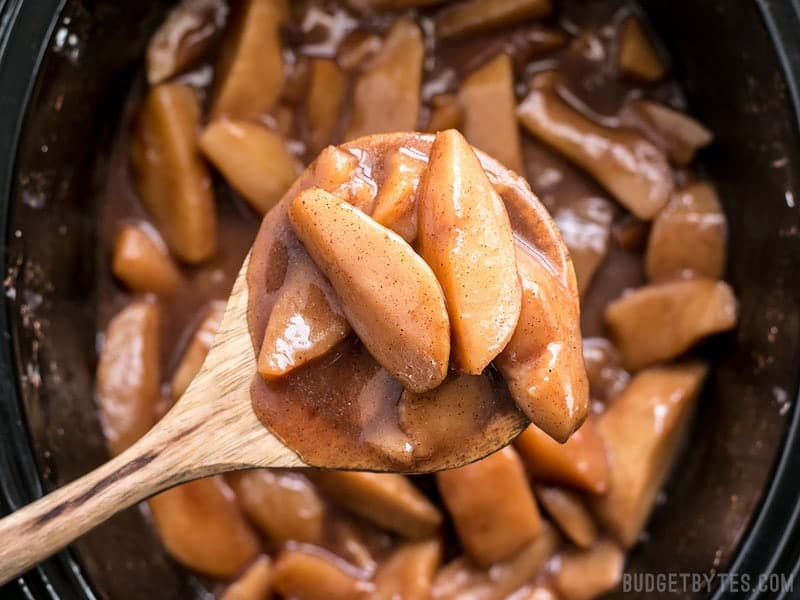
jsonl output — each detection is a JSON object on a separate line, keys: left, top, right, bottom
{"left": 272, "top": 547, "right": 373, "bottom": 600}
{"left": 645, "top": 182, "right": 727, "bottom": 282}
{"left": 146, "top": 0, "right": 224, "bottom": 85}
{"left": 417, "top": 129, "right": 522, "bottom": 374}
{"left": 459, "top": 53, "right": 523, "bottom": 174}
{"left": 311, "top": 471, "right": 442, "bottom": 539}
{"left": 431, "top": 523, "right": 559, "bottom": 600}
{"left": 399, "top": 372, "right": 496, "bottom": 460}
{"left": 618, "top": 16, "right": 665, "bottom": 82}
{"left": 148, "top": 477, "right": 260, "bottom": 578}
{"left": 552, "top": 539, "right": 625, "bottom": 600}
{"left": 605, "top": 278, "right": 737, "bottom": 371}
{"left": 313, "top": 146, "right": 378, "bottom": 214}
{"left": 437, "top": 446, "right": 542, "bottom": 566}
{"left": 289, "top": 187, "right": 450, "bottom": 392}
{"left": 257, "top": 253, "right": 351, "bottom": 380}
{"left": 514, "top": 420, "right": 609, "bottom": 494}
{"left": 132, "top": 83, "right": 216, "bottom": 264}
{"left": 373, "top": 540, "right": 441, "bottom": 600}
{"left": 371, "top": 148, "right": 427, "bottom": 243}
{"left": 345, "top": 19, "right": 424, "bottom": 140}
{"left": 199, "top": 119, "right": 301, "bottom": 215}
{"left": 112, "top": 223, "right": 183, "bottom": 295}
{"left": 221, "top": 556, "right": 272, "bottom": 600}
{"left": 435, "top": 0, "right": 552, "bottom": 39}
{"left": 627, "top": 99, "right": 713, "bottom": 166}
{"left": 495, "top": 242, "right": 588, "bottom": 441}
{"left": 171, "top": 302, "right": 225, "bottom": 400}
{"left": 210, "top": 0, "right": 285, "bottom": 120}
{"left": 306, "top": 58, "right": 347, "bottom": 153}
{"left": 590, "top": 363, "right": 708, "bottom": 546}
{"left": 228, "top": 469, "right": 326, "bottom": 545}
{"left": 534, "top": 484, "right": 598, "bottom": 549}
{"left": 96, "top": 301, "right": 161, "bottom": 456}
{"left": 518, "top": 85, "right": 673, "bottom": 220}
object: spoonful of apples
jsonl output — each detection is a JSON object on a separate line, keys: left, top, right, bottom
{"left": 0, "top": 129, "right": 587, "bottom": 584}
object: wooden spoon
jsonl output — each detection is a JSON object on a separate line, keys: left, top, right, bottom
{"left": 0, "top": 132, "right": 571, "bottom": 584}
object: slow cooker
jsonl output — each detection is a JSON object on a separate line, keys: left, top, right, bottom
{"left": 0, "top": 0, "right": 799, "bottom": 598}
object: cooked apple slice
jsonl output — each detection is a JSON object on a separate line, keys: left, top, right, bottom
{"left": 514, "top": 420, "right": 609, "bottom": 494}
{"left": 399, "top": 373, "right": 496, "bottom": 460}
{"left": 534, "top": 485, "right": 598, "bottom": 549}
{"left": 618, "top": 16, "right": 666, "bottom": 82}
{"left": 228, "top": 469, "right": 326, "bottom": 544}
{"left": 96, "top": 301, "right": 161, "bottom": 456}
{"left": 171, "top": 302, "right": 225, "bottom": 400}
{"left": 605, "top": 278, "right": 737, "bottom": 371}
{"left": 628, "top": 99, "right": 713, "bottom": 165}
{"left": 313, "top": 146, "right": 378, "bottom": 213}
{"left": 132, "top": 84, "right": 216, "bottom": 264}
{"left": 552, "top": 539, "right": 625, "bottom": 600}
{"left": 459, "top": 53, "right": 523, "bottom": 174}
{"left": 272, "top": 546, "right": 373, "bottom": 600}
{"left": 289, "top": 187, "right": 450, "bottom": 392}
{"left": 553, "top": 197, "right": 613, "bottom": 297}
{"left": 373, "top": 540, "right": 442, "bottom": 600}
{"left": 582, "top": 337, "right": 630, "bottom": 406}
{"left": 590, "top": 363, "right": 708, "bottom": 546}
{"left": 311, "top": 471, "right": 442, "bottom": 538}
{"left": 371, "top": 148, "right": 427, "bottom": 243}
{"left": 418, "top": 129, "right": 521, "bottom": 374}
{"left": 200, "top": 119, "right": 300, "bottom": 215}
{"left": 645, "top": 182, "right": 727, "bottom": 282}
{"left": 425, "top": 94, "right": 464, "bottom": 133}
{"left": 306, "top": 58, "right": 347, "bottom": 153}
{"left": 518, "top": 86, "right": 673, "bottom": 220}
{"left": 495, "top": 242, "right": 588, "bottom": 441}
{"left": 149, "top": 477, "right": 261, "bottom": 578}
{"left": 436, "top": 0, "right": 552, "bottom": 39}
{"left": 146, "top": 0, "right": 224, "bottom": 85}
{"left": 431, "top": 523, "right": 559, "bottom": 600}
{"left": 221, "top": 555, "right": 273, "bottom": 600}
{"left": 345, "top": 19, "right": 424, "bottom": 140}
{"left": 112, "top": 223, "right": 182, "bottom": 295}
{"left": 437, "top": 446, "right": 542, "bottom": 566}
{"left": 328, "top": 520, "right": 380, "bottom": 572}
{"left": 314, "top": 146, "right": 359, "bottom": 189}
{"left": 210, "top": 0, "right": 285, "bottom": 120}
{"left": 257, "top": 253, "right": 350, "bottom": 380}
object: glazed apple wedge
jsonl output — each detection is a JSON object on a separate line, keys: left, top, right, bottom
{"left": 495, "top": 242, "right": 589, "bottom": 441}
{"left": 289, "top": 187, "right": 450, "bottom": 393}
{"left": 257, "top": 253, "right": 351, "bottom": 381}
{"left": 417, "top": 129, "right": 522, "bottom": 374}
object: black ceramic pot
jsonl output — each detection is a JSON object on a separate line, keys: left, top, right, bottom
{"left": 0, "top": 1, "right": 799, "bottom": 599}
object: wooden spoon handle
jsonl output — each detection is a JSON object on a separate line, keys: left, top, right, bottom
{"left": 0, "top": 364, "right": 302, "bottom": 585}
{"left": 0, "top": 420, "right": 189, "bottom": 585}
